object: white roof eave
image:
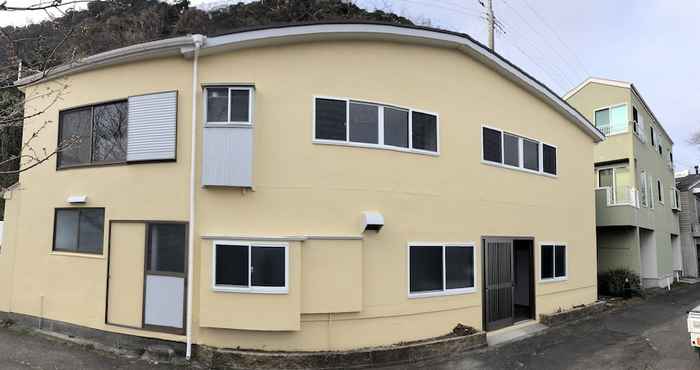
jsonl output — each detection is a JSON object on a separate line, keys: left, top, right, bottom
{"left": 16, "top": 23, "right": 603, "bottom": 142}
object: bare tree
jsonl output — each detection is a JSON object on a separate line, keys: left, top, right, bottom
{"left": 0, "top": 0, "right": 80, "bottom": 190}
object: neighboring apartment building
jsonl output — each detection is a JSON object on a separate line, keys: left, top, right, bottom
{"left": 676, "top": 167, "right": 700, "bottom": 277}
{"left": 565, "top": 78, "right": 681, "bottom": 288}
{"left": 0, "top": 23, "right": 604, "bottom": 356}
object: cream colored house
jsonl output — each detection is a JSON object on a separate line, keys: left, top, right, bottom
{"left": 0, "top": 23, "right": 603, "bottom": 356}
{"left": 565, "top": 78, "right": 681, "bottom": 288}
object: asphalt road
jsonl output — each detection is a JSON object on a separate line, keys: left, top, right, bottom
{"left": 381, "top": 284, "right": 700, "bottom": 370}
{"left": 1, "top": 285, "right": 700, "bottom": 369}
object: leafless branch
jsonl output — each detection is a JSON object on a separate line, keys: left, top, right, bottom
{"left": 0, "top": 0, "right": 91, "bottom": 11}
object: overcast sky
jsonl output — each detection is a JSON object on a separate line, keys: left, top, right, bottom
{"left": 1, "top": 0, "right": 698, "bottom": 171}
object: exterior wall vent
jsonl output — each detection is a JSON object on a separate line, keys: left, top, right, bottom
{"left": 362, "top": 211, "right": 384, "bottom": 232}
{"left": 67, "top": 195, "right": 87, "bottom": 204}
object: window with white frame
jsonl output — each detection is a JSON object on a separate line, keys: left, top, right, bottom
{"left": 671, "top": 188, "right": 681, "bottom": 210}
{"left": 640, "top": 170, "right": 648, "bottom": 207}
{"left": 649, "top": 173, "right": 655, "bottom": 209}
{"left": 540, "top": 243, "right": 566, "bottom": 281}
{"left": 213, "top": 241, "right": 288, "bottom": 293}
{"left": 594, "top": 104, "right": 627, "bottom": 136}
{"left": 205, "top": 87, "right": 253, "bottom": 124}
{"left": 482, "top": 126, "right": 557, "bottom": 176}
{"left": 408, "top": 243, "right": 475, "bottom": 297}
{"left": 314, "top": 97, "right": 438, "bottom": 153}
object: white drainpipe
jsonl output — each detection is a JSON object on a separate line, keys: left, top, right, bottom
{"left": 186, "top": 34, "right": 205, "bottom": 360}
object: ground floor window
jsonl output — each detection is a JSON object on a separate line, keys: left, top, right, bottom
{"left": 408, "top": 243, "right": 475, "bottom": 297}
{"left": 540, "top": 243, "right": 566, "bottom": 281}
{"left": 53, "top": 208, "right": 105, "bottom": 254}
{"left": 213, "top": 241, "right": 288, "bottom": 293}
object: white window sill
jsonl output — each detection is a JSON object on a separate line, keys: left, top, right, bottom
{"left": 481, "top": 160, "right": 557, "bottom": 178}
{"left": 50, "top": 251, "right": 105, "bottom": 259}
{"left": 313, "top": 139, "right": 439, "bottom": 157}
{"left": 408, "top": 287, "right": 476, "bottom": 299}
{"left": 204, "top": 122, "right": 254, "bottom": 128}
{"left": 539, "top": 276, "right": 567, "bottom": 284}
{"left": 212, "top": 285, "right": 288, "bottom": 294}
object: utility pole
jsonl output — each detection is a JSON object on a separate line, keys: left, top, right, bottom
{"left": 486, "top": 0, "right": 495, "bottom": 50}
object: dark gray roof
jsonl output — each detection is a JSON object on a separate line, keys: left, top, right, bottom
{"left": 677, "top": 174, "right": 700, "bottom": 191}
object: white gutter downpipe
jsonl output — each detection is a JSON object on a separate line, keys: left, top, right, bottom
{"left": 186, "top": 34, "right": 205, "bottom": 361}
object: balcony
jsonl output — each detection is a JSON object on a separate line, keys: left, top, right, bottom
{"left": 595, "top": 186, "right": 640, "bottom": 227}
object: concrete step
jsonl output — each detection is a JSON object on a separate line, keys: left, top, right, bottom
{"left": 486, "top": 321, "right": 548, "bottom": 347}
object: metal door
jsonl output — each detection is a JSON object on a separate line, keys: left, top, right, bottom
{"left": 483, "top": 238, "right": 514, "bottom": 331}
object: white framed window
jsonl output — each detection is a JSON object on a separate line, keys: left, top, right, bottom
{"left": 407, "top": 242, "right": 476, "bottom": 298}
{"left": 481, "top": 125, "right": 557, "bottom": 177}
{"left": 313, "top": 96, "right": 439, "bottom": 155}
{"left": 594, "top": 103, "right": 628, "bottom": 136}
{"left": 671, "top": 188, "right": 681, "bottom": 210}
{"left": 539, "top": 242, "right": 567, "bottom": 282}
{"left": 212, "top": 240, "right": 288, "bottom": 294}
{"left": 649, "top": 173, "right": 655, "bottom": 209}
{"left": 205, "top": 86, "right": 254, "bottom": 125}
{"left": 640, "top": 170, "right": 648, "bottom": 207}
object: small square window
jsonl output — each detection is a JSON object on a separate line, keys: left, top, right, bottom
{"left": 53, "top": 208, "right": 105, "bottom": 254}
{"left": 206, "top": 87, "right": 253, "bottom": 124}
{"left": 215, "top": 244, "right": 249, "bottom": 287}
{"left": 541, "top": 244, "right": 566, "bottom": 281}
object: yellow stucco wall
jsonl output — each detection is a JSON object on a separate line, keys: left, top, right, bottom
{"left": 2, "top": 38, "right": 598, "bottom": 351}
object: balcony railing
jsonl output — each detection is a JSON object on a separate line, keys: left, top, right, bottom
{"left": 599, "top": 186, "right": 639, "bottom": 208}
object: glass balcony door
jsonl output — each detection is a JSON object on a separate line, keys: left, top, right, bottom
{"left": 598, "top": 166, "right": 631, "bottom": 204}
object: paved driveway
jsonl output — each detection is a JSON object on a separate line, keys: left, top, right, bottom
{"left": 1, "top": 285, "right": 700, "bottom": 369}
{"left": 380, "top": 284, "right": 700, "bottom": 370}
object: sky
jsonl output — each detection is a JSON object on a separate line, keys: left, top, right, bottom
{"left": 1, "top": 0, "right": 698, "bottom": 171}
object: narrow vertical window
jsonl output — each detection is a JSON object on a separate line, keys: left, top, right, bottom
{"left": 540, "top": 244, "right": 566, "bottom": 281}
{"left": 411, "top": 111, "right": 438, "bottom": 152}
{"left": 349, "top": 102, "right": 379, "bottom": 144}
{"left": 383, "top": 107, "right": 409, "bottom": 148}
{"left": 522, "top": 139, "right": 540, "bottom": 171}
{"left": 503, "top": 133, "right": 520, "bottom": 167}
{"left": 482, "top": 127, "right": 502, "bottom": 163}
{"left": 315, "top": 98, "right": 347, "bottom": 141}
{"left": 542, "top": 144, "right": 557, "bottom": 175}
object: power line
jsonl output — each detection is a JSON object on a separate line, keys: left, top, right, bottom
{"left": 495, "top": 14, "right": 576, "bottom": 91}
{"left": 498, "top": 0, "right": 585, "bottom": 87}
{"left": 499, "top": 36, "right": 569, "bottom": 92}
{"left": 519, "top": 0, "right": 590, "bottom": 78}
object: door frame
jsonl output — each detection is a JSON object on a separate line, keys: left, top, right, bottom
{"left": 105, "top": 219, "right": 188, "bottom": 335}
{"left": 481, "top": 236, "right": 535, "bottom": 331}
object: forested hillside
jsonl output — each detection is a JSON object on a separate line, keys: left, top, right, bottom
{"left": 0, "top": 0, "right": 413, "bottom": 218}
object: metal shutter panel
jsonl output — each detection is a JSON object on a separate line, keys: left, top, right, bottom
{"left": 127, "top": 91, "right": 177, "bottom": 161}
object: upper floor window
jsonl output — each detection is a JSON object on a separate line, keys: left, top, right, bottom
{"left": 650, "top": 125, "right": 656, "bottom": 146}
{"left": 205, "top": 87, "right": 253, "bottom": 125}
{"left": 482, "top": 126, "right": 557, "bottom": 176}
{"left": 597, "top": 165, "right": 632, "bottom": 205}
{"left": 657, "top": 179, "right": 664, "bottom": 204}
{"left": 314, "top": 97, "right": 438, "bottom": 154}
{"left": 58, "top": 101, "right": 128, "bottom": 168}
{"left": 53, "top": 208, "right": 105, "bottom": 254}
{"left": 640, "top": 170, "right": 648, "bottom": 207}
{"left": 632, "top": 106, "right": 638, "bottom": 134}
{"left": 594, "top": 104, "right": 627, "bottom": 136}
